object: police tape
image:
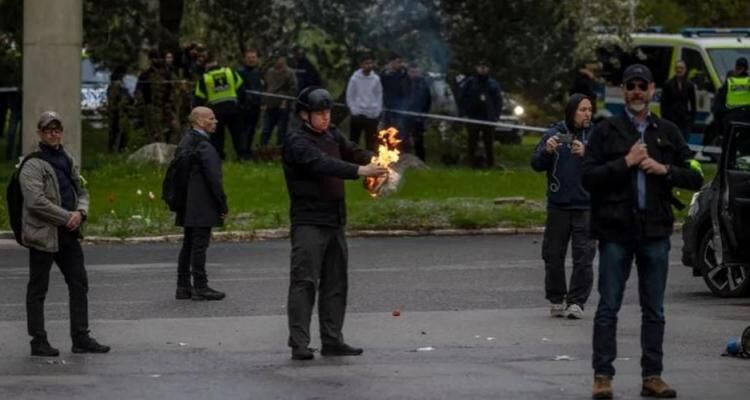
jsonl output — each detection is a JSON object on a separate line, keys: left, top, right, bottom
{"left": 0, "top": 87, "right": 19, "bottom": 93}
{"left": 243, "top": 90, "right": 550, "bottom": 133}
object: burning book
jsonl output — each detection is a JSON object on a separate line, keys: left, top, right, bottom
{"left": 365, "top": 127, "right": 402, "bottom": 197}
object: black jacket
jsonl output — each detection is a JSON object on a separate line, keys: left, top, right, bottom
{"left": 531, "top": 95, "right": 593, "bottom": 210}
{"left": 282, "top": 123, "right": 372, "bottom": 227}
{"left": 582, "top": 113, "right": 703, "bottom": 242}
{"left": 176, "top": 130, "right": 228, "bottom": 227}
{"left": 458, "top": 75, "right": 503, "bottom": 121}
{"left": 660, "top": 77, "right": 696, "bottom": 132}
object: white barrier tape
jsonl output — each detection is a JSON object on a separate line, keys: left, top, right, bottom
{"left": 0, "top": 87, "right": 19, "bottom": 93}
{"left": 688, "top": 144, "right": 722, "bottom": 155}
{"left": 244, "top": 90, "right": 548, "bottom": 133}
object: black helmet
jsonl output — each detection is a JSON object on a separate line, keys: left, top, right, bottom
{"left": 295, "top": 86, "right": 333, "bottom": 114}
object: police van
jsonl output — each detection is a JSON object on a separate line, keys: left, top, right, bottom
{"left": 596, "top": 28, "right": 750, "bottom": 147}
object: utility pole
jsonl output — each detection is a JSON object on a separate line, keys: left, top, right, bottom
{"left": 22, "top": 0, "right": 83, "bottom": 163}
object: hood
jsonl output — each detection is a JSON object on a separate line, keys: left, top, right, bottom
{"left": 565, "top": 93, "right": 592, "bottom": 133}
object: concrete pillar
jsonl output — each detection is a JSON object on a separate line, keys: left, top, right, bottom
{"left": 23, "top": 0, "right": 83, "bottom": 163}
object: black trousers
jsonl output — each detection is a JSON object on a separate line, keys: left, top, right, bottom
{"left": 403, "top": 117, "right": 426, "bottom": 161}
{"left": 542, "top": 208, "right": 596, "bottom": 307}
{"left": 177, "top": 227, "right": 212, "bottom": 289}
{"left": 466, "top": 123, "right": 495, "bottom": 168}
{"left": 349, "top": 115, "right": 379, "bottom": 152}
{"left": 210, "top": 109, "right": 247, "bottom": 160}
{"left": 241, "top": 105, "right": 261, "bottom": 157}
{"left": 27, "top": 230, "right": 89, "bottom": 341}
{"left": 287, "top": 225, "right": 349, "bottom": 349}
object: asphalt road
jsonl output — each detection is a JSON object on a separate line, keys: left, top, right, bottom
{"left": 0, "top": 234, "right": 747, "bottom": 400}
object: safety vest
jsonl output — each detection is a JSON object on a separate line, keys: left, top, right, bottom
{"left": 726, "top": 76, "right": 750, "bottom": 109}
{"left": 196, "top": 67, "right": 242, "bottom": 105}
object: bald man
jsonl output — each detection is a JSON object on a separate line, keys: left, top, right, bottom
{"left": 174, "top": 107, "right": 228, "bottom": 301}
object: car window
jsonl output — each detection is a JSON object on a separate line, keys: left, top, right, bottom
{"left": 729, "top": 129, "right": 750, "bottom": 172}
{"left": 597, "top": 45, "right": 672, "bottom": 88}
{"left": 681, "top": 47, "right": 715, "bottom": 93}
{"left": 633, "top": 46, "right": 672, "bottom": 88}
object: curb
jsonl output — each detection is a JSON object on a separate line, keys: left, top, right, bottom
{"left": 0, "top": 223, "right": 683, "bottom": 245}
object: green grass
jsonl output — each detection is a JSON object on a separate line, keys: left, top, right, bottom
{"left": 0, "top": 122, "right": 713, "bottom": 237}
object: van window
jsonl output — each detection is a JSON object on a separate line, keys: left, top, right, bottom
{"left": 681, "top": 48, "right": 715, "bottom": 92}
{"left": 632, "top": 46, "right": 672, "bottom": 88}
{"left": 597, "top": 45, "right": 672, "bottom": 88}
{"left": 729, "top": 128, "right": 750, "bottom": 172}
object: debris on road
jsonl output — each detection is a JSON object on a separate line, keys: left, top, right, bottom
{"left": 554, "top": 355, "right": 575, "bottom": 361}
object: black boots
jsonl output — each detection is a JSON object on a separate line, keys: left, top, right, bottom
{"left": 30, "top": 338, "right": 60, "bottom": 357}
{"left": 291, "top": 347, "right": 315, "bottom": 361}
{"left": 191, "top": 286, "right": 226, "bottom": 301}
{"left": 72, "top": 336, "right": 111, "bottom": 354}
{"left": 321, "top": 343, "right": 363, "bottom": 356}
{"left": 176, "top": 286, "right": 192, "bottom": 300}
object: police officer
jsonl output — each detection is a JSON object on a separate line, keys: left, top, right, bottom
{"left": 282, "top": 87, "right": 387, "bottom": 360}
{"left": 194, "top": 58, "right": 247, "bottom": 161}
{"left": 715, "top": 57, "right": 750, "bottom": 135}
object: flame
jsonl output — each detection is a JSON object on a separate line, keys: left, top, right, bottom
{"left": 365, "top": 127, "right": 401, "bottom": 197}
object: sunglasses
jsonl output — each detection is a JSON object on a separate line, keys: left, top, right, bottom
{"left": 625, "top": 82, "right": 649, "bottom": 91}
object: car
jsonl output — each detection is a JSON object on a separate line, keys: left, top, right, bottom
{"left": 81, "top": 58, "right": 136, "bottom": 127}
{"left": 596, "top": 28, "right": 750, "bottom": 152}
{"left": 682, "top": 121, "right": 750, "bottom": 297}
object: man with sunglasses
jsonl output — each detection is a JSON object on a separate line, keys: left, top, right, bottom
{"left": 17, "top": 111, "right": 110, "bottom": 357}
{"left": 583, "top": 65, "right": 703, "bottom": 399}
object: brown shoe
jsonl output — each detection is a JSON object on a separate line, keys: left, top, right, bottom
{"left": 592, "top": 375, "right": 613, "bottom": 399}
{"left": 641, "top": 376, "right": 676, "bottom": 398}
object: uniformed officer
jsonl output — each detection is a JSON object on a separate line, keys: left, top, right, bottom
{"left": 714, "top": 57, "right": 750, "bottom": 135}
{"left": 194, "top": 58, "right": 248, "bottom": 160}
{"left": 282, "top": 87, "right": 387, "bottom": 360}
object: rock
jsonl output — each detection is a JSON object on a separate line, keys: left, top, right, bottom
{"left": 127, "top": 143, "right": 178, "bottom": 164}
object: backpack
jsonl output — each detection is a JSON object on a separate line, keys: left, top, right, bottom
{"left": 6, "top": 152, "right": 44, "bottom": 247}
{"left": 162, "top": 146, "right": 195, "bottom": 212}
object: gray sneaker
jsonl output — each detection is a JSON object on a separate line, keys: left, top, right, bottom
{"left": 550, "top": 303, "right": 565, "bottom": 318}
{"left": 565, "top": 304, "right": 584, "bottom": 319}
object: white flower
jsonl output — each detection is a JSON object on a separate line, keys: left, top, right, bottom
{"left": 137, "top": 189, "right": 143, "bottom": 196}
{"left": 148, "top": 191, "right": 155, "bottom": 200}
{"left": 131, "top": 215, "right": 143, "bottom": 220}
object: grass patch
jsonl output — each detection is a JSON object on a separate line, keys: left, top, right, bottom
{"left": 0, "top": 123, "right": 712, "bottom": 237}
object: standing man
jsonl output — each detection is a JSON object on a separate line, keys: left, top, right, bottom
{"left": 346, "top": 54, "right": 383, "bottom": 151}
{"left": 380, "top": 53, "right": 409, "bottom": 131}
{"left": 175, "top": 107, "right": 228, "bottom": 301}
{"left": 459, "top": 59, "right": 503, "bottom": 169}
{"left": 402, "top": 63, "right": 432, "bottom": 160}
{"left": 135, "top": 51, "right": 179, "bottom": 144}
{"left": 261, "top": 51, "right": 297, "bottom": 149}
{"left": 291, "top": 45, "right": 322, "bottom": 94}
{"left": 660, "top": 60, "right": 697, "bottom": 140}
{"left": 19, "top": 111, "right": 110, "bottom": 356}
{"left": 194, "top": 58, "right": 248, "bottom": 161}
{"left": 237, "top": 48, "right": 264, "bottom": 159}
{"left": 283, "top": 87, "right": 387, "bottom": 360}
{"left": 583, "top": 64, "right": 703, "bottom": 399}
{"left": 531, "top": 94, "right": 596, "bottom": 320}
{"left": 714, "top": 57, "right": 750, "bottom": 135}
{"left": 106, "top": 66, "right": 133, "bottom": 153}
{"left": 570, "top": 62, "right": 599, "bottom": 114}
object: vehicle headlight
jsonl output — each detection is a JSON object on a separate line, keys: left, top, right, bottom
{"left": 688, "top": 192, "right": 700, "bottom": 217}
{"left": 513, "top": 105, "right": 524, "bottom": 116}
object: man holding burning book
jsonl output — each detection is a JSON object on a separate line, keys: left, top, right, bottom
{"left": 282, "top": 86, "right": 388, "bottom": 361}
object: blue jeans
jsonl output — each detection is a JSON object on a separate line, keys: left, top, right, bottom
{"left": 592, "top": 237, "right": 670, "bottom": 378}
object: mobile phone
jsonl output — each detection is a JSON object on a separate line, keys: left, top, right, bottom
{"left": 557, "top": 133, "right": 573, "bottom": 144}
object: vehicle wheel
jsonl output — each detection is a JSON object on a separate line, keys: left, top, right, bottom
{"left": 698, "top": 230, "right": 750, "bottom": 297}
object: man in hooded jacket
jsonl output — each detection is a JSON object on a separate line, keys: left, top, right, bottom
{"left": 531, "top": 94, "right": 596, "bottom": 320}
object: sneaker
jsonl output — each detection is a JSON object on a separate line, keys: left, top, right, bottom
{"left": 30, "top": 338, "right": 60, "bottom": 357}
{"left": 565, "top": 304, "right": 584, "bottom": 319}
{"left": 321, "top": 343, "right": 363, "bottom": 357}
{"left": 176, "top": 286, "right": 192, "bottom": 300}
{"left": 72, "top": 337, "right": 110, "bottom": 354}
{"left": 592, "top": 375, "right": 613, "bottom": 399}
{"left": 550, "top": 303, "right": 565, "bottom": 318}
{"left": 291, "top": 347, "right": 315, "bottom": 361}
{"left": 191, "top": 286, "right": 226, "bottom": 301}
{"left": 641, "top": 376, "right": 676, "bottom": 398}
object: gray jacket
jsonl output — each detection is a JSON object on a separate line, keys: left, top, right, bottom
{"left": 19, "top": 145, "right": 89, "bottom": 252}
